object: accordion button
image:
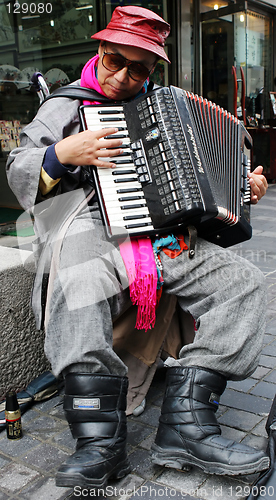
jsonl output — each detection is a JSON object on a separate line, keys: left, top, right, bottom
{"left": 130, "top": 141, "right": 141, "bottom": 150}
{"left": 134, "top": 158, "right": 145, "bottom": 166}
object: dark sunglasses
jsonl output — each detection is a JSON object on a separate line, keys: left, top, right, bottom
{"left": 102, "top": 51, "right": 152, "bottom": 82}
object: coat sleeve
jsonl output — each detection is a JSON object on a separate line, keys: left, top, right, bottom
{"left": 6, "top": 97, "right": 81, "bottom": 211}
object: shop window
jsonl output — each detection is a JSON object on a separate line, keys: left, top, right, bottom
{"left": 0, "top": 0, "right": 174, "bottom": 207}
{"left": 0, "top": 0, "right": 99, "bottom": 133}
{"left": 201, "top": 5, "right": 272, "bottom": 126}
{"left": 0, "top": 0, "right": 100, "bottom": 206}
{"left": 234, "top": 10, "right": 271, "bottom": 127}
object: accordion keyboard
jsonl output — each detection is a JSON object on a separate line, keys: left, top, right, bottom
{"left": 82, "top": 106, "right": 155, "bottom": 233}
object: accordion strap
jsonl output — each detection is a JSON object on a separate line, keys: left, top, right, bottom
{"left": 39, "top": 85, "right": 112, "bottom": 107}
{"left": 187, "top": 225, "right": 197, "bottom": 259}
{"left": 39, "top": 81, "right": 156, "bottom": 107}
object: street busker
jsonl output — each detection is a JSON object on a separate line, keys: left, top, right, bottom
{"left": 6, "top": 5, "right": 269, "bottom": 490}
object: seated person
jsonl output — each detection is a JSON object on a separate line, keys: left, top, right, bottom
{"left": 6, "top": 5, "right": 269, "bottom": 491}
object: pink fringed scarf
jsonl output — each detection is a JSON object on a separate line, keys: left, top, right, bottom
{"left": 119, "top": 238, "right": 158, "bottom": 331}
{"left": 81, "top": 56, "right": 158, "bottom": 331}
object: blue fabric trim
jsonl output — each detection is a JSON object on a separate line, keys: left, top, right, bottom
{"left": 135, "top": 79, "right": 149, "bottom": 99}
{"left": 153, "top": 235, "right": 181, "bottom": 253}
{"left": 43, "top": 144, "right": 69, "bottom": 180}
{"left": 152, "top": 235, "right": 181, "bottom": 290}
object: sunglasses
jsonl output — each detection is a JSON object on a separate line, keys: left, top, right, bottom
{"left": 102, "top": 51, "right": 152, "bottom": 82}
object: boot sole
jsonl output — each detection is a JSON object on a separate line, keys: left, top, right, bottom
{"left": 151, "top": 445, "right": 270, "bottom": 476}
{"left": 56, "top": 458, "right": 131, "bottom": 489}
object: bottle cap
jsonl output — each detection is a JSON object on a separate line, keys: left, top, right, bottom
{"left": 5, "top": 391, "right": 19, "bottom": 412}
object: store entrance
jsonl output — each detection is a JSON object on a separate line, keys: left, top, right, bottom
{"left": 200, "top": 3, "right": 275, "bottom": 179}
{"left": 201, "top": 5, "right": 272, "bottom": 125}
{"left": 202, "top": 17, "right": 234, "bottom": 112}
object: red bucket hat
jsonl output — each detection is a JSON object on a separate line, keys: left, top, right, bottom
{"left": 91, "top": 6, "right": 171, "bottom": 64}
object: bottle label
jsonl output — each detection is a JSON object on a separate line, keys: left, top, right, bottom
{"left": 5, "top": 410, "right": 22, "bottom": 439}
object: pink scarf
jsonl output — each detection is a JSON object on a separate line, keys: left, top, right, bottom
{"left": 119, "top": 237, "right": 158, "bottom": 331}
{"left": 81, "top": 56, "right": 158, "bottom": 331}
{"left": 81, "top": 54, "right": 107, "bottom": 104}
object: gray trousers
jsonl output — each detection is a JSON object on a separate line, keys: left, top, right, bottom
{"left": 44, "top": 205, "right": 267, "bottom": 381}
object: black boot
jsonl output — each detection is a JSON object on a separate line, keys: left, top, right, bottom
{"left": 56, "top": 373, "right": 131, "bottom": 489}
{"left": 151, "top": 367, "right": 269, "bottom": 475}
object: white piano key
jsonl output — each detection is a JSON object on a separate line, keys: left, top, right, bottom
{"left": 125, "top": 224, "right": 155, "bottom": 233}
{"left": 108, "top": 214, "right": 151, "bottom": 226}
{"left": 100, "top": 182, "right": 143, "bottom": 194}
{"left": 88, "top": 129, "right": 130, "bottom": 141}
{"left": 105, "top": 205, "right": 149, "bottom": 217}
{"left": 86, "top": 118, "right": 128, "bottom": 127}
{"left": 87, "top": 111, "right": 126, "bottom": 118}
{"left": 99, "top": 170, "right": 138, "bottom": 180}
{"left": 104, "top": 198, "right": 147, "bottom": 208}
{"left": 103, "top": 192, "right": 145, "bottom": 201}
{"left": 100, "top": 182, "right": 139, "bottom": 192}
{"left": 106, "top": 201, "right": 148, "bottom": 212}
{"left": 85, "top": 115, "right": 126, "bottom": 121}
{"left": 86, "top": 124, "right": 127, "bottom": 131}
{"left": 98, "top": 137, "right": 130, "bottom": 146}
{"left": 97, "top": 164, "right": 135, "bottom": 172}
{"left": 97, "top": 164, "right": 135, "bottom": 171}
{"left": 99, "top": 173, "right": 138, "bottom": 182}
{"left": 105, "top": 214, "right": 149, "bottom": 224}
{"left": 108, "top": 215, "right": 152, "bottom": 226}
{"left": 92, "top": 122, "right": 127, "bottom": 128}
{"left": 100, "top": 173, "right": 137, "bottom": 181}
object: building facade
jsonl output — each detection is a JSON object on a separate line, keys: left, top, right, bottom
{"left": 0, "top": 0, "right": 275, "bottom": 207}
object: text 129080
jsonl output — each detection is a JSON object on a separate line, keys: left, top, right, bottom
{"left": 6, "top": 3, "right": 53, "bottom": 14}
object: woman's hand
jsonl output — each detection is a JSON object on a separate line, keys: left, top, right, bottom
{"left": 248, "top": 165, "right": 268, "bottom": 204}
{"left": 54, "top": 128, "right": 124, "bottom": 168}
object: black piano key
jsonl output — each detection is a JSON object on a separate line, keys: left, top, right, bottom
{"left": 120, "top": 204, "right": 147, "bottom": 210}
{"left": 123, "top": 214, "right": 148, "bottom": 220}
{"left": 100, "top": 117, "right": 125, "bottom": 122}
{"left": 116, "top": 188, "right": 142, "bottom": 193}
{"left": 112, "top": 169, "right": 136, "bottom": 174}
{"left": 104, "top": 151, "right": 130, "bottom": 157}
{"left": 106, "top": 144, "right": 129, "bottom": 149}
{"left": 98, "top": 110, "right": 124, "bottom": 114}
{"left": 118, "top": 196, "right": 144, "bottom": 201}
{"left": 125, "top": 222, "right": 152, "bottom": 229}
{"left": 112, "top": 160, "right": 134, "bottom": 165}
{"left": 104, "top": 134, "right": 128, "bottom": 139}
{"left": 114, "top": 177, "right": 138, "bottom": 183}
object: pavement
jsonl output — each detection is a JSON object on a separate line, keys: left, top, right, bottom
{"left": 0, "top": 184, "right": 275, "bottom": 500}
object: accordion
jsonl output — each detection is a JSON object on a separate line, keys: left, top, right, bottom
{"left": 79, "top": 85, "right": 252, "bottom": 247}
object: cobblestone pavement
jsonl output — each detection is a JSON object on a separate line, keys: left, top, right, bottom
{"left": 0, "top": 185, "right": 275, "bottom": 500}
